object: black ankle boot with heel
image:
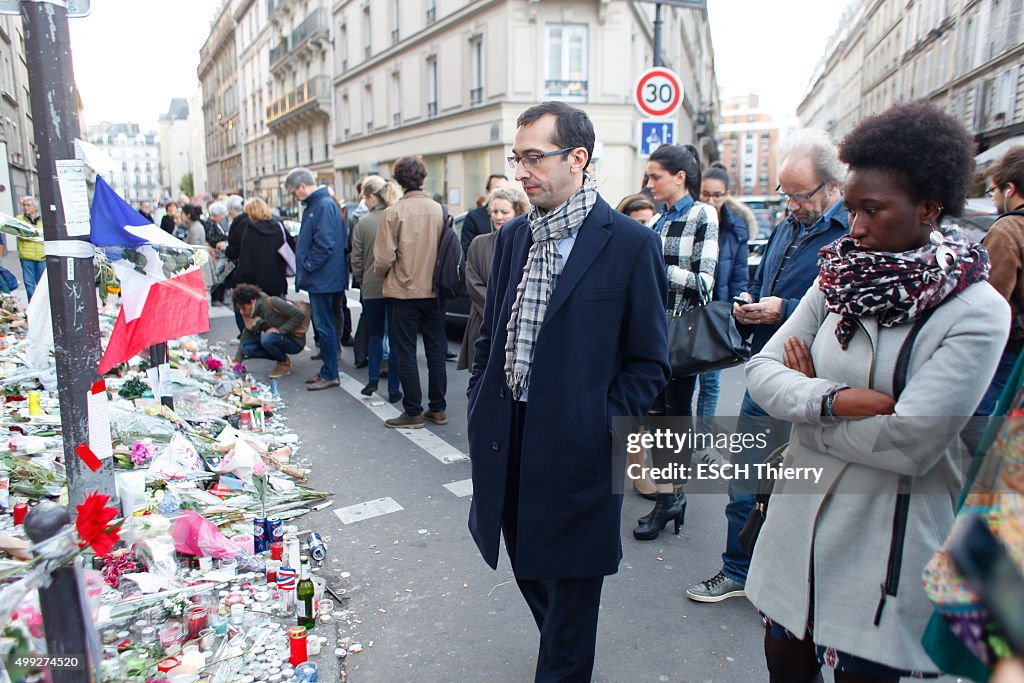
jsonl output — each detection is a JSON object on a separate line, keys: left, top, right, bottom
{"left": 633, "top": 491, "right": 687, "bottom": 540}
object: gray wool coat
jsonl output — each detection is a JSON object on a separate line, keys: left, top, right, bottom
{"left": 745, "top": 279, "right": 1010, "bottom": 672}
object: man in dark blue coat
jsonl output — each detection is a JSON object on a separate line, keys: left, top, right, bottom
{"left": 686, "top": 129, "right": 850, "bottom": 604}
{"left": 286, "top": 167, "right": 348, "bottom": 391}
{"left": 467, "top": 102, "right": 669, "bottom": 682}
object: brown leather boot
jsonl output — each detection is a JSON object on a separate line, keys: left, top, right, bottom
{"left": 269, "top": 359, "right": 292, "bottom": 379}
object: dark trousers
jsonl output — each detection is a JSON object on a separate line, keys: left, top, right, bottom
{"left": 353, "top": 298, "right": 369, "bottom": 365}
{"left": 312, "top": 292, "right": 349, "bottom": 347}
{"left": 363, "top": 298, "right": 400, "bottom": 395}
{"left": 503, "top": 401, "right": 604, "bottom": 683}
{"left": 390, "top": 297, "right": 447, "bottom": 416}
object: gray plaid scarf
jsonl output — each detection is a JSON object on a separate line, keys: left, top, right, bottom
{"left": 505, "top": 177, "right": 598, "bottom": 399}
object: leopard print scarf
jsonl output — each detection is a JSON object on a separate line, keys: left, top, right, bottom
{"left": 818, "top": 231, "right": 989, "bottom": 350}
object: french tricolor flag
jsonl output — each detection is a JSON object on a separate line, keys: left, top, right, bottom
{"left": 91, "top": 176, "right": 210, "bottom": 374}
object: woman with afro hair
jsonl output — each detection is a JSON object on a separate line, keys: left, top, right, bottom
{"left": 741, "top": 102, "right": 1010, "bottom": 681}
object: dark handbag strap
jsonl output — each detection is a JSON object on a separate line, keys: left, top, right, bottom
{"left": 874, "top": 308, "right": 935, "bottom": 626}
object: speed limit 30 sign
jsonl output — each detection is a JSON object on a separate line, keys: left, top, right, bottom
{"left": 634, "top": 67, "right": 684, "bottom": 118}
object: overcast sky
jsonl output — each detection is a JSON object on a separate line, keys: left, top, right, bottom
{"left": 67, "top": 0, "right": 851, "bottom": 127}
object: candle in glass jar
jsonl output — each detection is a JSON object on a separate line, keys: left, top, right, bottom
{"left": 288, "top": 625, "right": 307, "bottom": 667}
{"left": 186, "top": 605, "right": 209, "bottom": 641}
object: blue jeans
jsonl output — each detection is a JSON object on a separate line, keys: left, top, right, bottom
{"left": 308, "top": 292, "right": 341, "bottom": 381}
{"left": 976, "top": 346, "right": 1020, "bottom": 416}
{"left": 241, "top": 331, "right": 304, "bottom": 362}
{"left": 696, "top": 370, "right": 721, "bottom": 434}
{"left": 362, "top": 297, "right": 400, "bottom": 395}
{"left": 721, "top": 390, "right": 786, "bottom": 583}
{"left": 20, "top": 259, "right": 45, "bottom": 302}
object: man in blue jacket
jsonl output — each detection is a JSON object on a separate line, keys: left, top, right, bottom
{"left": 687, "top": 129, "right": 849, "bottom": 603}
{"left": 468, "top": 102, "right": 669, "bottom": 681}
{"left": 286, "top": 167, "right": 348, "bottom": 391}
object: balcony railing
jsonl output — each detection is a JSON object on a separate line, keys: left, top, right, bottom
{"left": 393, "top": 112, "right": 401, "bottom": 127}
{"left": 367, "top": 121, "right": 374, "bottom": 134}
{"left": 291, "top": 8, "right": 327, "bottom": 48}
{"left": 269, "top": 40, "right": 289, "bottom": 66}
{"left": 426, "top": 6, "right": 436, "bottom": 23}
{"left": 470, "top": 87, "right": 483, "bottom": 106}
{"left": 265, "top": 76, "right": 332, "bottom": 125}
{"left": 427, "top": 101, "right": 437, "bottom": 118}
{"left": 544, "top": 79, "right": 588, "bottom": 100}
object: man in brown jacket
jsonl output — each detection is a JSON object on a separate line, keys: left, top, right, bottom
{"left": 373, "top": 156, "right": 448, "bottom": 428}
{"left": 979, "top": 146, "right": 1024, "bottom": 415}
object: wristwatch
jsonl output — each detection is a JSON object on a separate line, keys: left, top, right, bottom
{"left": 821, "top": 389, "right": 840, "bottom": 421}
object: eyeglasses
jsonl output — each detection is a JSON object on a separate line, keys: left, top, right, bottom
{"left": 986, "top": 185, "right": 999, "bottom": 196}
{"left": 506, "top": 147, "right": 575, "bottom": 170}
{"left": 700, "top": 191, "right": 727, "bottom": 199}
{"left": 776, "top": 182, "right": 825, "bottom": 203}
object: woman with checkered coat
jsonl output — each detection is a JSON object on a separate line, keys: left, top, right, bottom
{"left": 633, "top": 143, "right": 719, "bottom": 541}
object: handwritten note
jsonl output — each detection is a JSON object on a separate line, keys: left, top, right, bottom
{"left": 55, "top": 159, "right": 91, "bottom": 236}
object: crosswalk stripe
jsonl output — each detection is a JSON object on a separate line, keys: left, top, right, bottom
{"left": 443, "top": 479, "right": 473, "bottom": 497}
{"left": 337, "top": 371, "right": 469, "bottom": 464}
{"left": 334, "top": 496, "right": 404, "bottom": 524}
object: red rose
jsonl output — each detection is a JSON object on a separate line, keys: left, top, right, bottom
{"left": 75, "top": 492, "right": 121, "bottom": 558}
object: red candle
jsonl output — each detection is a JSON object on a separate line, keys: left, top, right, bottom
{"left": 270, "top": 542, "right": 283, "bottom": 561}
{"left": 12, "top": 503, "right": 28, "bottom": 525}
{"left": 157, "top": 657, "right": 179, "bottom": 673}
{"left": 288, "top": 625, "right": 307, "bottom": 667}
{"left": 186, "top": 605, "right": 208, "bottom": 641}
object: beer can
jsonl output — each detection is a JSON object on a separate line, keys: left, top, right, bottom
{"left": 254, "top": 516, "right": 267, "bottom": 553}
{"left": 306, "top": 532, "right": 326, "bottom": 562}
{"left": 266, "top": 517, "right": 284, "bottom": 544}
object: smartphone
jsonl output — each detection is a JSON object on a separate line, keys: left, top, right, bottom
{"left": 948, "top": 512, "right": 1024, "bottom": 658}
{"left": 732, "top": 297, "right": 749, "bottom": 307}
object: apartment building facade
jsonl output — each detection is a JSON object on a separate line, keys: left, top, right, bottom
{"left": 158, "top": 98, "right": 192, "bottom": 199}
{"left": 799, "top": 0, "right": 1024, "bottom": 153}
{"left": 86, "top": 122, "right": 162, "bottom": 205}
{"left": 199, "top": 1, "right": 242, "bottom": 195}
{"left": 718, "top": 94, "right": 794, "bottom": 197}
{"left": 0, "top": 15, "right": 36, "bottom": 213}
{"left": 327, "top": 0, "right": 719, "bottom": 211}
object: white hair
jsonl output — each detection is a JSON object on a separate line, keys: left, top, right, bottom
{"left": 779, "top": 129, "right": 847, "bottom": 185}
{"left": 208, "top": 201, "right": 227, "bottom": 217}
{"left": 226, "top": 195, "right": 244, "bottom": 212}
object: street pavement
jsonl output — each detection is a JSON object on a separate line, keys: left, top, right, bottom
{"left": 208, "top": 297, "right": 768, "bottom": 683}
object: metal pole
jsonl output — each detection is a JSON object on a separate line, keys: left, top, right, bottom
{"left": 24, "top": 501, "right": 94, "bottom": 681}
{"left": 148, "top": 342, "right": 174, "bottom": 409}
{"left": 21, "top": 0, "right": 115, "bottom": 507}
{"left": 653, "top": 2, "right": 664, "bottom": 67}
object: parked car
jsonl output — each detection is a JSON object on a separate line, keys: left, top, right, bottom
{"left": 942, "top": 197, "right": 997, "bottom": 243}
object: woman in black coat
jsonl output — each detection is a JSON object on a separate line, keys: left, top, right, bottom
{"left": 226, "top": 197, "right": 292, "bottom": 298}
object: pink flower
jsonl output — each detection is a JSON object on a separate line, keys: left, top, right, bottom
{"left": 203, "top": 357, "right": 224, "bottom": 372}
{"left": 130, "top": 441, "right": 156, "bottom": 466}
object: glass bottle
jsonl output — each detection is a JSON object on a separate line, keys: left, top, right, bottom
{"left": 296, "top": 555, "right": 315, "bottom": 629}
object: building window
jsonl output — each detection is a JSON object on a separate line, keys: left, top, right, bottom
{"left": 339, "top": 24, "right": 348, "bottom": 71}
{"left": 426, "top": 55, "right": 438, "bottom": 117}
{"left": 363, "top": 7, "right": 371, "bottom": 59}
{"left": 470, "top": 35, "right": 484, "bottom": 106}
{"left": 392, "top": 0, "right": 400, "bottom": 43}
{"left": 364, "top": 84, "right": 373, "bottom": 133}
{"left": 545, "top": 25, "right": 587, "bottom": 100}
{"left": 391, "top": 71, "right": 402, "bottom": 126}
{"left": 426, "top": 0, "right": 436, "bottom": 24}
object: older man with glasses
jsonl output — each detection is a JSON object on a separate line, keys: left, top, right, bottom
{"left": 686, "top": 129, "right": 851, "bottom": 605}
{"left": 286, "top": 167, "right": 348, "bottom": 391}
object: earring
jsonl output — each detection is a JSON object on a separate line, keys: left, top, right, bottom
{"left": 928, "top": 223, "right": 957, "bottom": 272}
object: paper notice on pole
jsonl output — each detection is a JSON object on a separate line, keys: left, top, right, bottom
{"left": 55, "top": 159, "right": 91, "bottom": 236}
{"left": 147, "top": 363, "right": 174, "bottom": 399}
{"left": 87, "top": 380, "right": 113, "bottom": 461}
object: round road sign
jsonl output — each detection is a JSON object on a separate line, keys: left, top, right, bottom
{"left": 634, "top": 67, "right": 684, "bottom": 118}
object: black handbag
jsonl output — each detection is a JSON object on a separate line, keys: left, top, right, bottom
{"left": 666, "top": 276, "right": 750, "bottom": 377}
{"left": 738, "top": 444, "right": 787, "bottom": 556}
